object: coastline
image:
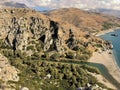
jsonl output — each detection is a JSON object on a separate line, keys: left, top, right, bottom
{"left": 94, "top": 27, "right": 120, "bottom": 37}
{"left": 95, "top": 27, "right": 120, "bottom": 76}
{"left": 89, "top": 51, "right": 120, "bottom": 90}
{"left": 112, "top": 50, "right": 120, "bottom": 72}
{"left": 90, "top": 27, "right": 120, "bottom": 89}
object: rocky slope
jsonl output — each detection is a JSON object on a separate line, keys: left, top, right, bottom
{"left": 90, "top": 8, "right": 120, "bottom": 18}
{"left": 46, "top": 8, "right": 120, "bottom": 33}
{"left": 0, "top": 8, "right": 105, "bottom": 57}
{"left": 0, "top": 53, "right": 19, "bottom": 90}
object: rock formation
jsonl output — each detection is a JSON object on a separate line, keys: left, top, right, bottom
{"left": 0, "top": 53, "right": 19, "bottom": 90}
{"left": 0, "top": 8, "right": 117, "bottom": 90}
{"left": 0, "top": 8, "right": 97, "bottom": 55}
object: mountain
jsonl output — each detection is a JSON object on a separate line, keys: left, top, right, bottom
{"left": 0, "top": 1, "right": 28, "bottom": 8}
{"left": 0, "top": 8, "right": 113, "bottom": 90}
{"left": 0, "top": 8, "right": 100, "bottom": 55}
{"left": 46, "top": 8, "right": 120, "bottom": 33}
{"left": 90, "top": 8, "right": 120, "bottom": 18}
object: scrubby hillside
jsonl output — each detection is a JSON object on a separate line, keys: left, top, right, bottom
{"left": 0, "top": 8, "right": 106, "bottom": 61}
{"left": 47, "top": 8, "right": 120, "bottom": 33}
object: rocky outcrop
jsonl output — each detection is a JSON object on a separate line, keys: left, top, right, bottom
{"left": 0, "top": 8, "right": 106, "bottom": 58}
{"left": 0, "top": 8, "right": 90, "bottom": 55}
{"left": 5, "top": 16, "right": 65, "bottom": 53}
{"left": 20, "top": 87, "right": 29, "bottom": 90}
{"left": 0, "top": 53, "right": 19, "bottom": 90}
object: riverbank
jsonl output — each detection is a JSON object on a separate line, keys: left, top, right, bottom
{"left": 89, "top": 51, "right": 120, "bottom": 90}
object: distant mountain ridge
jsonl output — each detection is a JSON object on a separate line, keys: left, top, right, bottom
{"left": 46, "top": 8, "right": 120, "bottom": 33}
{"left": 0, "top": 1, "right": 28, "bottom": 8}
{"left": 90, "top": 8, "right": 120, "bottom": 18}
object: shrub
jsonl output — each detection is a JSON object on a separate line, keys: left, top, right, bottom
{"left": 36, "top": 43, "right": 42, "bottom": 52}
{"left": 27, "top": 45, "right": 34, "bottom": 50}
{"left": 102, "top": 22, "right": 114, "bottom": 30}
{"left": 50, "top": 53, "right": 60, "bottom": 60}
{"left": 66, "top": 52, "right": 75, "bottom": 59}
{"left": 31, "top": 52, "right": 41, "bottom": 60}
{"left": 81, "top": 64, "right": 100, "bottom": 74}
{"left": 0, "top": 39, "right": 12, "bottom": 49}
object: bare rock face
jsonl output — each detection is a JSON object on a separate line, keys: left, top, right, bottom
{"left": 0, "top": 53, "right": 19, "bottom": 90}
{"left": 0, "top": 53, "right": 19, "bottom": 82}
{"left": 20, "top": 87, "right": 29, "bottom": 90}
{"left": 5, "top": 16, "right": 65, "bottom": 52}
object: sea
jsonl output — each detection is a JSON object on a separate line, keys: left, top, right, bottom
{"left": 85, "top": 30, "right": 120, "bottom": 88}
{"left": 100, "top": 29, "right": 120, "bottom": 68}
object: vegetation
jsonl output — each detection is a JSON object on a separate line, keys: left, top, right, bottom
{"left": 0, "top": 39, "right": 12, "bottom": 49}
{"left": 102, "top": 21, "right": 120, "bottom": 30}
{"left": 27, "top": 45, "right": 34, "bottom": 50}
{"left": 0, "top": 40, "right": 110, "bottom": 90}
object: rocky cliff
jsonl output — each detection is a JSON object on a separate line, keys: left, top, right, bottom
{"left": 0, "top": 53, "right": 19, "bottom": 90}
{"left": 0, "top": 8, "right": 103, "bottom": 57}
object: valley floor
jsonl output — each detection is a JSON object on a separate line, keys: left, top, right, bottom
{"left": 89, "top": 51, "right": 120, "bottom": 90}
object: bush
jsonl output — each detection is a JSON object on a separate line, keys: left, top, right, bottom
{"left": 2, "top": 49, "right": 14, "bottom": 58}
{"left": 76, "top": 54, "right": 90, "bottom": 61}
{"left": 50, "top": 53, "right": 60, "bottom": 60}
{"left": 81, "top": 64, "right": 100, "bottom": 74}
{"left": 27, "top": 45, "right": 34, "bottom": 50}
{"left": 0, "top": 39, "right": 12, "bottom": 49}
{"left": 102, "top": 22, "right": 114, "bottom": 30}
{"left": 66, "top": 52, "right": 75, "bottom": 59}
{"left": 31, "top": 52, "right": 41, "bottom": 60}
{"left": 36, "top": 43, "right": 42, "bottom": 52}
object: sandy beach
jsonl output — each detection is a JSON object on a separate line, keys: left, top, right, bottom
{"left": 94, "top": 27, "right": 120, "bottom": 37}
{"left": 90, "top": 27, "right": 120, "bottom": 89}
{"left": 89, "top": 51, "right": 120, "bottom": 90}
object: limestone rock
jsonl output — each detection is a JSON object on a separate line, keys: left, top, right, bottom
{"left": 21, "top": 87, "right": 29, "bottom": 90}
{"left": 0, "top": 8, "right": 104, "bottom": 56}
{"left": 0, "top": 53, "right": 19, "bottom": 90}
{"left": 0, "top": 8, "right": 84, "bottom": 54}
{"left": 0, "top": 54, "right": 19, "bottom": 82}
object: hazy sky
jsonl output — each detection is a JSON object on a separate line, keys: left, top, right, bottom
{"left": 1, "top": 0, "right": 120, "bottom": 10}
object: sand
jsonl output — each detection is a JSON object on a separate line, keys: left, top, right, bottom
{"left": 89, "top": 51, "right": 120, "bottom": 90}
{"left": 94, "top": 27, "right": 120, "bottom": 37}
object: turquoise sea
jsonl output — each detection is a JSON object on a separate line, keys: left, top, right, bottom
{"left": 86, "top": 29, "right": 120, "bottom": 88}
{"left": 100, "top": 29, "right": 120, "bottom": 68}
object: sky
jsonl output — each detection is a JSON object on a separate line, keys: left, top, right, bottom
{"left": 0, "top": 0, "right": 120, "bottom": 10}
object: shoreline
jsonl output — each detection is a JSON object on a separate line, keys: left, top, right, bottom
{"left": 112, "top": 50, "right": 120, "bottom": 72}
{"left": 91, "top": 27, "right": 120, "bottom": 89}
{"left": 89, "top": 51, "right": 120, "bottom": 90}
{"left": 94, "top": 27, "right": 120, "bottom": 37}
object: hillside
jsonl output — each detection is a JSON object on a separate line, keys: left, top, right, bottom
{"left": 0, "top": 1, "right": 28, "bottom": 8}
{"left": 0, "top": 8, "right": 114, "bottom": 90}
{"left": 47, "top": 8, "right": 120, "bottom": 33}
{"left": 90, "top": 8, "right": 120, "bottom": 18}
{"left": 0, "top": 8, "right": 106, "bottom": 58}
